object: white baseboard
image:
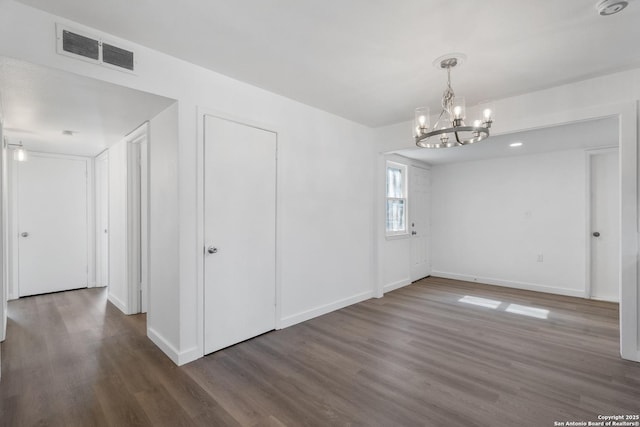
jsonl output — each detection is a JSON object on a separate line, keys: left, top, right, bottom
{"left": 147, "top": 327, "right": 180, "bottom": 364}
{"left": 147, "top": 327, "right": 201, "bottom": 366}
{"left": 279, "top": 290, "right": 373, "bottom": 329}
{"left": 431, "top": 271, "right": 585, "bottom": 298}
{"left": 88, "top": 282, "right": 108, "bottom": 288}
{"left": 383, "top": 278, "right": 412, "bottom": 294}
{"left": 177, "top": 346, "right": 201, "bottom": 366}
{"left": 107, "top": 293, "right": 128, "bottom": 314}
{"left": 589, "top": 295, "right": 619, "bottom": 303}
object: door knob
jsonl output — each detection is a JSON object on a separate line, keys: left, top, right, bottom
{"left": 592, "top": 232, "right": 600, "bottom": 237}
{"left": 207, "top": 246, "right": 218, "bottom": 254}
{"left": 21, "top": 232, "right": 29, "bottom": 237}
{"left": 411, "top": 231, "right": 417, "bottom": 235}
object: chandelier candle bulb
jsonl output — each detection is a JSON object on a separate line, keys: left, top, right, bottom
{"left": 452, "top": 97, "right": 466, "bottom": 120}
{"left": 414, "top": 107, "right": 430, "bottom": 137}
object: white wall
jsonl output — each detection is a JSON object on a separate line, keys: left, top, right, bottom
{"left": 431, "top": 149, "right": 588, "bottom": 296}
{"left": 0, "top": 1, "right": 375, "bottom": 364}
{"left": 148, "top": 103, "right": 180, "bottom": 353}
{"left": 107, "top": 139, "right": 128, "bottom": 313}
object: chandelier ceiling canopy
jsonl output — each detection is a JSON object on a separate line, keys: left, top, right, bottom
{"left": 414, "top": 54, "right": 494, "bottom": 149}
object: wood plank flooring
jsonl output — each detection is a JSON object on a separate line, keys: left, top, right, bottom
{"left": 1, "top": 277, "right": 639, "bottom": 426}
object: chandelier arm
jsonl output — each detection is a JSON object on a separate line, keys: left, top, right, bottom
{"left": 433, "top": 109, "right": 447, "bottom": 130}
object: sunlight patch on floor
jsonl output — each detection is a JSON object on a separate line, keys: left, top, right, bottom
{"left": 458, "top": 295, "right": 550, "bottom": 319}
{"left": 458, "top": 295, "right": 502, "bottom": 309}
{"left": 505, "top": 303, "right": 549, "bottom": 319}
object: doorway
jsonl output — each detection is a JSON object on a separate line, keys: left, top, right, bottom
{"left": 588, "top": 148, "right": 620, "bottom": 302}
{"left": 203, "top": 114, "right": 277, "bottom": 355}
{"left": 107, "top": 126, "right": 148, "bottom": 315}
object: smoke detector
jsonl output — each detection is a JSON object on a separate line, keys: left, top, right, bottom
{"left": 596, "top": 0, "right": 629, "bottom": 16}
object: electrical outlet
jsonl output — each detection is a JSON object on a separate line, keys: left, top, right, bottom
{"left": 537, "top": 254, "right": 544, "bottom": 262}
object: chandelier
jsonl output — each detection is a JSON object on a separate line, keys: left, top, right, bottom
{"left": 414, "top": 55, "right": 494, "bottom": 148}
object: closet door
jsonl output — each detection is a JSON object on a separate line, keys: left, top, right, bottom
{"left": 203, "top": 115, "right": 276, "bottom": 354}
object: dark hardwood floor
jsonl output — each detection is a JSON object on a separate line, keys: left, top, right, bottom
{"left": 1, "top": 277, "right": 639, "bottom": 426}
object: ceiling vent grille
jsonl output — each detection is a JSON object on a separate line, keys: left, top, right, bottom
{"left": 62, "top": 30, "right": 99, "bottom": 60}
{"left": 56, "top": 24, "right": 136, "bottom": 73}
{"left": 102, "top": 43, "right": 134, "bottom": 71}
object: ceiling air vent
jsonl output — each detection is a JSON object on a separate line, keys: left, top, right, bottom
{"left": 56, "top": 24, "right": 136, "bottom": 74}
{"left": 102, "top": 43, "right": 134, "bottom": 71}
{"left": 62, "top": 30, "right": 99, "bottom": 60}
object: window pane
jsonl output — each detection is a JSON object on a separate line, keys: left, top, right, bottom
{"left": 387, "top": 167, "right": 404, "bottom": 198}
{"left": 386, "top": 199, "right": 405, "bottom": 232}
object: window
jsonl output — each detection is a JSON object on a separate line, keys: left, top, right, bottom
{"left": 386, "top": 161, "right": 407, "bottom": 235}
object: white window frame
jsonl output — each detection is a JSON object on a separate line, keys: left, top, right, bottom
{"left": 385, "top": 161, "right": 408, "bottom": 237}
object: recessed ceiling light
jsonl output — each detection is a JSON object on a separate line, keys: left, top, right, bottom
{"left": 509, "top": 142, "right": 523, "bottom": 148}
{"left": 596, "top": 0, "right": 628, "bottom": 16}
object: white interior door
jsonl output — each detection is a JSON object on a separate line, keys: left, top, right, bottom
{"left": 204, "top": 115, "right": 276, "bottom": 355}
{"left": 590, "top": 150, "right": 619, "bottom": 302}
{"left": 18, "top": 154, "right": 88, "bottom": 296}
{"left": 410, "top": 165, "right": 430, "bottom": 281}
{"left": 95, "top": 151, "right": 109, "bottom": 288}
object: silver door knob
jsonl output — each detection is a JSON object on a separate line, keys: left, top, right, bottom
{"left": 207, "top": 246, "right": 218, "bottom": 254}
{"left": 21, "top": 232, "right": 29, "bottom": 237}
{"left": 592, "top": 232, "right": 600, "bottom": 237}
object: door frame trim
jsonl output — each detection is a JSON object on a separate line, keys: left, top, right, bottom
{"left": 94, "top": 149, "right": 109, "bottom": 289}
{"left": 196, "top": 107, "right": 282, "bottom": 360}
{"left": 584, "top": 146, "right": 619, "bottom": 301}
{"left": 9, "top": 151, "right": 93, "bottom": 299}
{"left": 122, "top": 122, "right": 149, "bottom": 315}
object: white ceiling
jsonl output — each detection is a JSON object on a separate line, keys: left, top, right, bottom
{"left": 0, "top": 57, "right": 175, "bottom": 157}
{"left": 393, "top": 116, "right": 619, "bottom": 165}
{"left": 14, "top": 0, "right": 640, "bottom": 127}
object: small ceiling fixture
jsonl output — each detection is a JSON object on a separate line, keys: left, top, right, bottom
{"left": 596, "top": 0, "right": 629, "bottom": 15}
{"left": 7, "top": 141, "right": 28, "bottom": 162}
{"left": 509, "top": 142, "right": 523, "bottom": 148}
{"left": 414, "top": 54, "right": 494, "bottom": 149}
